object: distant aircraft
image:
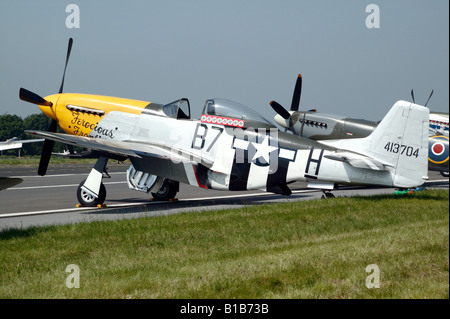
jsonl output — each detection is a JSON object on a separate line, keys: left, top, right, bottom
{"left": 19, "top": 39, "right": 430, "bottom": 206}
{"left": 270, "top": 74, "right": 449, "bottom": 177}
{"left": 429, "top": 112, "right": 449, "bottom": 136}
{"left": 0, "top": 137, "right": 45, "bottom": 156}
{"left": 52, "top": 145, "right": 97, "bottom": 159}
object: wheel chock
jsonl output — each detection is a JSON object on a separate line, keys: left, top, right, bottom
{"left": 169, "top": 198, "right": 179, "bottom": 202}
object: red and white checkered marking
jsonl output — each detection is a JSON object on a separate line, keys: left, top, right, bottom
{"left": 429, "top": 120, "right": 449, "bottom": 126}
{"left": 201, "top": 114, "right": 245, "bottom": 128}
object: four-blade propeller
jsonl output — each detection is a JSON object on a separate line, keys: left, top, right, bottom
{"left": 19, "top": 37, "right": 74, "bottom": 176}
{"left": 269, "top": 74, "right": 312, "bottom": 131}
{"left": 270, "top": 74, "right": 303, "bottom": 120}
{"left": 19, "top": 88, "right": 52, "bottom": 107}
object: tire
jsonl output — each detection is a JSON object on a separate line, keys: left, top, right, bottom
{"left": 151, "top": 179, "right": 179, "bottom": 201}
{"left": 441, "top": 171, "right": 449, "bottom": 178}
{"left": 321, "top": 192, "right": 335, "bottom": 199}
{"left": 77, "top": 180, "right": 106, "bottom": 207}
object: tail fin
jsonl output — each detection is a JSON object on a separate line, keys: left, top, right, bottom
{"left": 324, "top": 100, "right": 429, "bottom": 187}
{"left": 367, "top": 100, "right": 429, "bottom": 187}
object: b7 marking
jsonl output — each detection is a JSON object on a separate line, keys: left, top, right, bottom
{"left": 191, "top": 123, "right": 223, "bottom": 152}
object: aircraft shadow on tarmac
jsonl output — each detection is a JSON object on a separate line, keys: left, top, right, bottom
{"left": 83, "top": 193, "right": 314, "bottom": 216}
{"left": 0, "top": 177, "right": 23, "bottom": 191}
{"left": 82, "top": 179, "right": 448, "bottom": 217}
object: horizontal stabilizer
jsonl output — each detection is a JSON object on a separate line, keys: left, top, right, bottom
{"left": 324, "top": 152, "right": 394, "bottom": 171}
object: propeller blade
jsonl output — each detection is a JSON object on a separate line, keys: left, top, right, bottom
{"left": 38, "top": 139, "right": 55, "bottom": 176}
{"left": 47, "top": 117, "right": 58, "bottom": 133}
{"left": 270, "top": 101, "right": 291, "bottom": 120}
{"left": 19, "top": 88, "right": 52, "bottom": 106}
{"left": 58, "top": 37, "right": 73, "bottom": 94}
{"left": 291, "top": 74, "right": 302, "bottom": 111}
{"left": 424, "top": 89, "right": 434, "bottom": 107}
{"left": 38, "top": 119, "right": 58, "bottom": 176}
{"left": 411, "top": 89, "right": 415, "bottom": 104}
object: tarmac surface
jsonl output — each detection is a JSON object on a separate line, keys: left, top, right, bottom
{"left": 0, "top": 163, "right": 448, "bottom": 230}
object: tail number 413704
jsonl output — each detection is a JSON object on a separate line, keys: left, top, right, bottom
{"left": 384, "top": 142, "right": 419, "bottom": 157}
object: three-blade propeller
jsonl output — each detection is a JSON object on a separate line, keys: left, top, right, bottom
{"left": 19, "top": 38, "right": 73, "bottom": 176}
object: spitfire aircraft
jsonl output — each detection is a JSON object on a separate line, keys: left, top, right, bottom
{"left": 270, "top": 74, "right": 449, "bottom": 177}
{"left": 429, "top": 111, "right": 449, "bottom": 137}
{"left": 20, "top": 39, "right": 430, "bottom": 206}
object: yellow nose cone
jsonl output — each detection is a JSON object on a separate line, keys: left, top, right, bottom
{"left": 39, "top": 94, "right": 60, "bottom": 121}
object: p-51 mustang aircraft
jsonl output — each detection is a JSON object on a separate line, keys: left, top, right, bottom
{"left": 270, "top": 74, "right": 449, "bottom": 177}
{"left": 20, "top": 39, "right": 430, "bottom": 206}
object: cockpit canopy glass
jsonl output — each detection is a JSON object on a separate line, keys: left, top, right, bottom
{"left": 202, "top": 98, "right": 273, "bottom": 126}
{"left": 162, "top": 98, "right": 190, "bottom": 119}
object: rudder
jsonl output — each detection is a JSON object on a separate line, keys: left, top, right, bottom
{"left": 363, "top": 100, "right": 429, "bottom": 187}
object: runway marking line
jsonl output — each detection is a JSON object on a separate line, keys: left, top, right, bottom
{"left": 8, "top": 172, "right": 125, "bottom": 179}
{"left": 8, "top": 181, "right": 126, "bottom": 190}
{"left": 0, "top": 189, "right": 320, "bottom": 219}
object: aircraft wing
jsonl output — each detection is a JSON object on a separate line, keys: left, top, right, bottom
{"left": 25, "top": 130, "right": 212, "bottom": 166}
{"left": 0, "top": 138, "right": 45, "bottom": 151}
{"left": 0, "top": 143, "right": 22, "bottom": 151}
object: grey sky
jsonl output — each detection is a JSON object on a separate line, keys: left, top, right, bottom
{"left": 0, "top": 0, "right": 448, "bottom": 124}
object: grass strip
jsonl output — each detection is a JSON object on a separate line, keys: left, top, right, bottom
{"left": 0, "top": 190, "right": 448, "bottom": 298}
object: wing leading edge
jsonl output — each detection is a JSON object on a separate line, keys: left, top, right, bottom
{"left": 25, "top": 130, "right": 214, "bottom": 167}
{"left": 26, "top": 130, "right": 140, "bottom": 158}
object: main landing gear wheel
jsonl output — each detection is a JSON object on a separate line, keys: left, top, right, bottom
{"left": 151, "top": 179, "right": 179, "bottom": 201}
{"left": 441, "top": 171, "right": 449, "bottom": 178}
{"left": 77, "top": 179, "right": 107, "bottom": 207}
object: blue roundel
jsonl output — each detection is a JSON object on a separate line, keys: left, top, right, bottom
{"left": 428, "top": 135, "right": 449, "bottom": 164}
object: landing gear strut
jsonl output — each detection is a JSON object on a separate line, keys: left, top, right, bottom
{"left": 76, "top": 157, "right": 109, "bottom": 207}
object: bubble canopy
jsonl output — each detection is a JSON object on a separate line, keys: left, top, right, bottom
{"left": 201, "top": 98, "right": 275, "bottom": 128}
